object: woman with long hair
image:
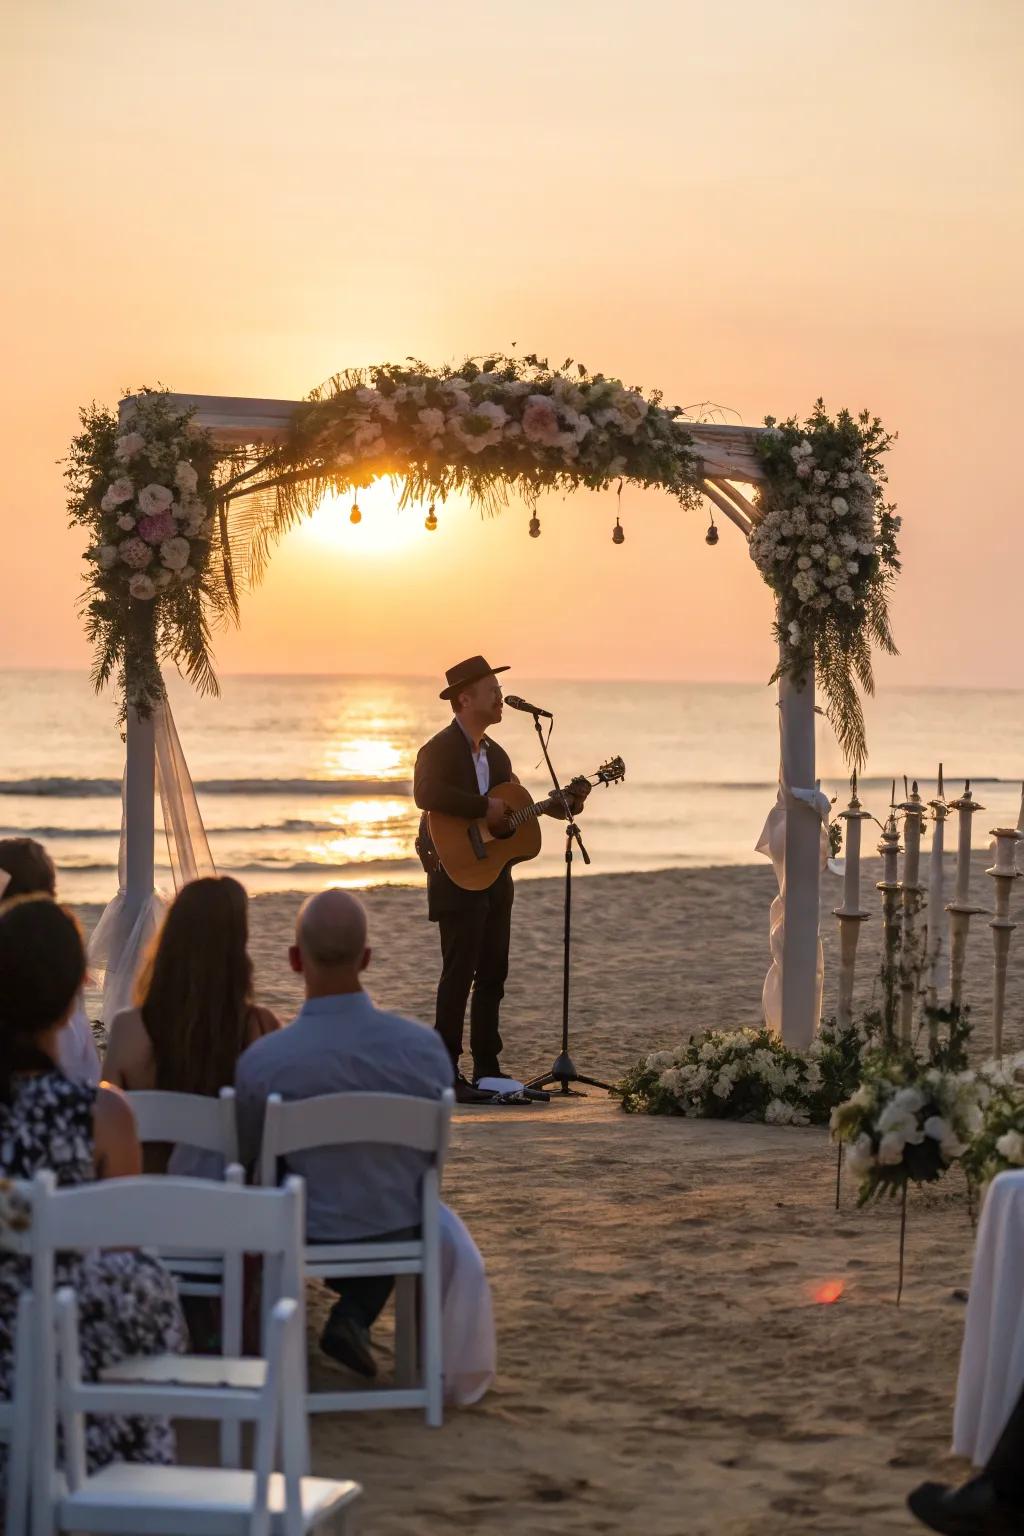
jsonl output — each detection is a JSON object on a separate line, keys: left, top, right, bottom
{"left": 0, "top": 836, "right": 102, "bottom": 1083}
{"left": 0, "top": 896, "right": 186, "bottom": 1487}
{"left": 104, "top": 874, "right": 279, "bottom": 1112}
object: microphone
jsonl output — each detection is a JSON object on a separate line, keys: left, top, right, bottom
{"left": 503, "top": 694, "right": 553, "bottom": 720}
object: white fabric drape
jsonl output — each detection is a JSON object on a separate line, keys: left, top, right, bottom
{"left": 440, "top": 1204, "right": 495, "bottom": 1406}
{"left": 953, "top": 1170, "right": 1024, "bottom": 1465}
{"left": 756, "top": 781, "right": 831, "bottom": 1036}
{"left": 89, "top": 688, "right": 215, "bottom": 1020}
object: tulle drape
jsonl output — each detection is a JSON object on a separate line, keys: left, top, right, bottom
{"left": 89, "top": 687, "right": 215, "bottom": 1021}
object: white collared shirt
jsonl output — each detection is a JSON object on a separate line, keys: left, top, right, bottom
{"left": 456, "top": 719, "right": 490, "bottom": 795}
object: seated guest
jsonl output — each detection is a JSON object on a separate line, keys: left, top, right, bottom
{"left": 908, "top": 1386, "right": 1024, "bottom": 1532}
{"left": 0, "top": 836, "right": 101, "bottom": 1084}
{"left": 235, "top": 889, "right": 457, "bottom": 1379}
{"left": 104, "top": 875, "right": 279, "bottom": 1172}
{"left": 0, "top": 896, "right": 186, "bottom": 1487}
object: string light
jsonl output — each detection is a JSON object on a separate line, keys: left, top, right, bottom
{"left": 612, "top": 478, "right": 625, "bottom": 544}
{"left": 528, "top": 514, "right": 541, "bottom": 538}
{"left": 349, "top": 501, "right": 361, "bottom": 525}
{"left": 424, "top": 503, "right": 437, "bottom": 532}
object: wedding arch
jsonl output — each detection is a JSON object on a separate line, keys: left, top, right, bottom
{"left": 66, "top": 357, "right": 900, "bottom": 1046}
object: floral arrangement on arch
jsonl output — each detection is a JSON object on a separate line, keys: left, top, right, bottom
{"left": 617, "top": 1019, "right": 867, "bottom": 1126}
{"left": 257, "top": 354, "right": 705, "bottom": 524}
{"left": 67, "top": 391, "right": 227, "bottom": 717}
{"left": 750, "top": 402, "right": 901, "bottom": 770}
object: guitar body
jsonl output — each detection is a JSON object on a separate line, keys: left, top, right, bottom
{"left": 428, "top": 781, "right": 543, "bottom": 892}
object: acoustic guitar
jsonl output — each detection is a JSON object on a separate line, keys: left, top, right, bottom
{"left": 428, "top": 756, "right": 625, "bottom": 891}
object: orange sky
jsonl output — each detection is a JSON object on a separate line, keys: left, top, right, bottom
{"left": 2, "top": 0, "right": 1021, "bottom": 696}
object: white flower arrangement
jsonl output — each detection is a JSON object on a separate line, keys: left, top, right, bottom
{"left": 750, "top": 404, "right": 900, "bottom": 769}
{"left": 830, "top": 1064, "right": 983, "bottom": 1204}
{"left": 960, "top": 1054, "right": 1024, "bottom": 1196}
{"left": 618, "top": 1024, "right": 865, "bottom": 1124}
{"left": 67, "top": 389, "right": 222, "bottom": 719}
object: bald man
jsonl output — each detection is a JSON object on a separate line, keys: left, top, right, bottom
{"left": 234, "top": 889, "right": 453, "bottom": 1378}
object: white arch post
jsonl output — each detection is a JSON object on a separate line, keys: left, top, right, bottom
{"left": 778, "top": 664, "right": 821, "bottom": 1050}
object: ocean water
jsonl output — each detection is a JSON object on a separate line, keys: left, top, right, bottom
{"left": 2, "top": 670, "right": 1022, "bottom": 906}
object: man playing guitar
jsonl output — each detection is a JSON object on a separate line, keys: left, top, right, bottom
{"left": 413, "top": 656, "right": 589, "bottom": 1101}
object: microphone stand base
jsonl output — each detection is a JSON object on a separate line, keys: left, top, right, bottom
{"left": 525, "top": 1050, "right": 614, "bottom": 1097}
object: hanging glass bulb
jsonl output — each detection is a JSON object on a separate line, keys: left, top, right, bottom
{"left": 424, "top": 503, "right": 437, "bottom": 532}
{"left": 612, "top": 517, "right": 624, "bottom": 545}
{"left": 528, "top": 515, "right": 541, "bottom": 538}
{"left": 705, "top": 519, "right": 719, "bottom": 546}
{"left": 349, "top": 501, "right": 361, "bottom": 525}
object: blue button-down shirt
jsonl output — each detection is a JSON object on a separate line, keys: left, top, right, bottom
{"left": 234, "top": 992, "right": 454, "bottom": 1241}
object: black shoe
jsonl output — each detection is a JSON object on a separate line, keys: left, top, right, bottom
{"left": 319, "top": 1312, "right": 377, "bottom": 1379}
{"left": 907, "top": 1477, "right": 1021, "bottom": 1535}
{"left": 473, "top": 1061, "right": 501, "bottom": 1084}
{"left": 454, "top": 1073, "right": 497, "bottom": 1104}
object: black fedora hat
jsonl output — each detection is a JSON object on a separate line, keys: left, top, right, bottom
{"left": 439, "top": 655, "right": 510, "bottom": 700}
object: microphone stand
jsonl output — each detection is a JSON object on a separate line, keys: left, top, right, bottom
{"left": 523, "top": 708, "right": 613, "bottom": 1096}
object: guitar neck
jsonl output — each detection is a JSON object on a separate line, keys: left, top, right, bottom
{"left": 505, "top": 789, "right": 570, "bottom": 830}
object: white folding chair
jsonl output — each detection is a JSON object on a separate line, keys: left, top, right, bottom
{"left": 258, "top": 1089, "right": 454, "bottom": 1425}
{"left": 26, "top": 1168, "right": 307, "bottom": 1533}
{"left": 125, "top": 1087, "right": 240, "bottom": 1298}
{"left": 0, "top": 1291, "right": 34, "bottom": 1534}
{"left": 52, "top": 1288, "right": 361, "bottom": 1536}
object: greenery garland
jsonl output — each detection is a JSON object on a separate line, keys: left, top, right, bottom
{"left": 67, "top": 364, "right": 899, "bottom": 768}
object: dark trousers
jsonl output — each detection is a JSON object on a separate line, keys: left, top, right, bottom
{"left": 325, "top": 1226, "right": 420, "bottom": 1330}
{"left": 986, "top": 1382, "right": 1024, "bottom": 1502}
{"left": 435, "top": 877, "right": 513, "bottom": 1077}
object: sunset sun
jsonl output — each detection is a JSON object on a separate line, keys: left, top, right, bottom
{"left": 297, "top": 482, "right": 436, "bottom": 557}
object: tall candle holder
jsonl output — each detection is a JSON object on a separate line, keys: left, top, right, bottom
{"left": 898, "top": 780, "right": 927, "bottom": 1046}
{"left": 987, "top": 822, "right": 1022, "bottom": 1058}
{"left": 876, "top": 783, "right": 903, "bottom": 1046}
{"left": 946, "top": 781, "right": 986, "bottom": 1011}
{"left": 833, "top": 772, "right": 871, "bottom": 1032}
{"left": 926, "top": 766, "right": 949, "bottom": 1020}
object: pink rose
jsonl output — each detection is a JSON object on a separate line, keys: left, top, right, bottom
{"left": 136, "top": 509, "right": 177, "bottom": 545}
{"left": 118, "top": 537, "right": 153, "bottom": 570}
{"left": 521, "top": 396, "right": 561, "bottom": 447}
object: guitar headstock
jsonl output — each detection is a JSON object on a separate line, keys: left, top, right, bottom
{"left": 594, "top": 755, "right": 625, "bottom": 786}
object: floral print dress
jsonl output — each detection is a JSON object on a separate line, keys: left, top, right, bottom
{"left": 0, "top": 1070, "right": 187, "bottom": 1479}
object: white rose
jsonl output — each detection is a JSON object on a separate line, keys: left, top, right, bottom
{"left": 877, "top": 1131, "right": 907, "bottom": 1165}
{"left": 114, "top": 432, "right": 145, "bottom": 462}
{"left": 160, "top": 536, "right": 191, "bottom": 571}
{"left": 96, "top": 544, "right": 118, "bottom": 569}
{"left": 179, "top": 565, "right": 196, "bottom": 581}
{"left": 417, "top": 407, "right": 446, "bottom": 436}
{"left": 100, "top": 476, "right": 135, "bottom": 511}
{"left": 174, "top": 461, "right": 199, "bottom": 495}
{"left": 117, "top": 514, "right": 136, "bottom": 531}
{"left": 138, "top": 483, "right": 174, "bottom": 517}
{"left": 836, "top": 584, "right": 855, "bottom": 603}
{"left": 893, "top": 1087, "right": 926, "bottom": 1113}
{"left": 153, "top": 569, "right": 173, "bottom": 589}
{"left": 809, "top": 544, "right": 824, "bottom": 558}
{"left": 831, "top": 497, "right": 849, "bottom": 514}
{"left": 646, "top": 1050, "right": 675, "bottom": 1070}
{"left": 128, "top": 573, "right": 156, "bottom": 601}
{"left": 996, "top": 1130, "right": 1024, "bottom": 1165}
{"left": 797, "top": 556, "right": 812, "bottom": 570}
{"left": 845, "top": 1132, "right": 875, "bottom": 1177}
{"left": 836, "top": 472, "right": 850, "bottom": 488}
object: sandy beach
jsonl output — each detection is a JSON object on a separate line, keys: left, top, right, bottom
{"left": 82, "top": 854, "right": 1023, "bottom": 1535}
